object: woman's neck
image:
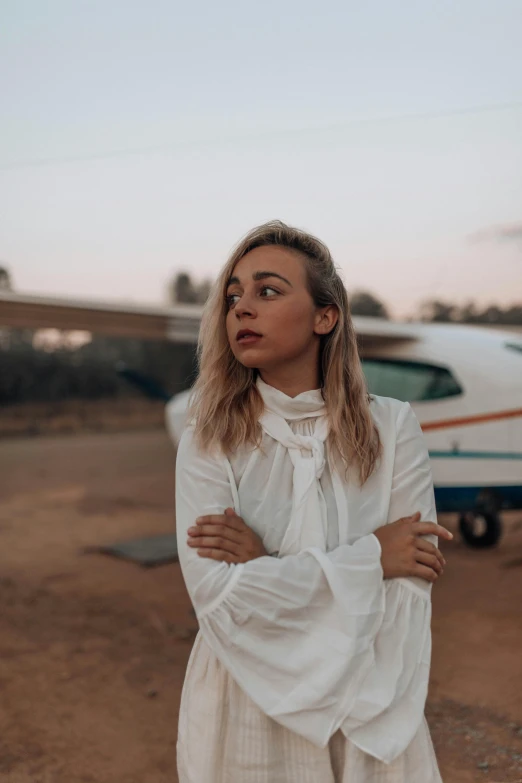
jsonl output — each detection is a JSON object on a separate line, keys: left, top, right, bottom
{"left": 258, "top": 367, "right": 321, "bottom": 398}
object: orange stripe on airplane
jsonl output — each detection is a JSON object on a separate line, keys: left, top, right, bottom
{"left": 420, "top": 407, "right": 522, "bottom": 432}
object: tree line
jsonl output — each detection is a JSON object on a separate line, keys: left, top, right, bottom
{"left": 171, "top": 272, "right": 522, "bottom": 324}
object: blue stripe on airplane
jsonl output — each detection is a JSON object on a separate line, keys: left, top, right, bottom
{"left": 434, "top": 485, "right": 522, "bottom": 513}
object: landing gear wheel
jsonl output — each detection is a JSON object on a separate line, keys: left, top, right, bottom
{"left": 458, "top": 510, "right": 502, "bottom": 548}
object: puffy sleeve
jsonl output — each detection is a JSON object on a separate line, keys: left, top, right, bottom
{"left": 175, "top": 402, "right": 436, "bottom": 763}
{"left": 340, "top": 402, "right": 437, "bottom": 761}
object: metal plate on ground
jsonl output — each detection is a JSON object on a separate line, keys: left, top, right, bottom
{"left": 84, "top": 533, "right": 178, "bottom": 568}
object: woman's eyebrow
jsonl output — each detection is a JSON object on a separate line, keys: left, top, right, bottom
{"left": 226, "top": 271, "right": 293, "bottom": 288}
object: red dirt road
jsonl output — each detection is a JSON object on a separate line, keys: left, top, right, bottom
{"left": 1, "top": 429, "right": 521, "bottom": 783}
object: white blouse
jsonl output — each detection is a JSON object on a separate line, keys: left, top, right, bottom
{"left": 175, "top": 379, "right": 443, "bottom": 782}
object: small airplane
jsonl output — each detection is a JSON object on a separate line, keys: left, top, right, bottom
{"left": 1, "top": 291, "right": 521, "bottom": 548}
{"left": 164, "top": 318, "right": 522, "bottom": 549}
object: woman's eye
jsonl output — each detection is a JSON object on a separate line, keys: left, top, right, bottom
{"left": 226, "top": 286, "right": 279, "bottom": 307}
{"left": 260, "top": 286, "right": 278, "bottom": 298}
{"left": 226, "top": 293, "right": 240, "bottom": 307}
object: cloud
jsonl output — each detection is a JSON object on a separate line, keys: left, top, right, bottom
{"left": 469, "top": 221, "right": 522, "bottom": 244}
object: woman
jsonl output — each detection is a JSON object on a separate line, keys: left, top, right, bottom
{"left": 175, "top": 220, "right": 450, "bottom": 782}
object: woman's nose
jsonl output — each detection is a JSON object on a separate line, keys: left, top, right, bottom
{"left": 234, "top": 295, "right": 256, "bottom": 318}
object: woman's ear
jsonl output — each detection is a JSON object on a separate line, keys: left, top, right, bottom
{"left": 314, "top": 305, "right": 338, "bottom": 336}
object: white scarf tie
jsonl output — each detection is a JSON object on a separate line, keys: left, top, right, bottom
{"left": 257, "top": 377, "right": 331, "bottom": 556}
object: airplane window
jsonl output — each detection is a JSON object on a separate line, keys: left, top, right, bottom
{"left": 505, "top": 342, "right": 522, "bottom": 355}
{"left": 361, "top": 358, "right": 463, "bottom": 403}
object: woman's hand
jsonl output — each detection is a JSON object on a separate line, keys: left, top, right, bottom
{"left": 187, "top": 507, "right": 268, "bottom": 564}
{"left": 374, "top": 512, "right": 453, "bottom": 583}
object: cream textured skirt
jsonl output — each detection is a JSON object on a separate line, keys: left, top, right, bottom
{"left": 177, "top": 634, "right": 443, "bottom": 783}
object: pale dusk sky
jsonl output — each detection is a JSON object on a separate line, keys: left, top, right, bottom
{"left": 1, "top": 0, "right": 521, "bottom": 318}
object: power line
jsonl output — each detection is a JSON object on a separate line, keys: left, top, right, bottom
{"left": 1, "top": 100, "right": 521, "bottom": 173}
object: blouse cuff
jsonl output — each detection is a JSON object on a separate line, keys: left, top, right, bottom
{"left": 368, "top": 532, "right": 382, "bottom": 559}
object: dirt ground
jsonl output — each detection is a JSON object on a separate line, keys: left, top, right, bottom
{"left": 1, "top": 429, "right": 522, "bottom": 783}
{"left": 0, "top": 398, "right": 166, "bottom": 439}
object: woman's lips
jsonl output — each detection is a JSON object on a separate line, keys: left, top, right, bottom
{"left": 237, "top": 333, "right": 262, "bottom": 345}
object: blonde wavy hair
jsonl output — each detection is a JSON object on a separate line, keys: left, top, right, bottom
{"left": 188, "top": 220, "right": 382, "bottom": 485}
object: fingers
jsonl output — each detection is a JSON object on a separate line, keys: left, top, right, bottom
{"left": 415, "top": 550, "right": 443, "bottom": 576}
{"left": 395, "top": 512, "right": 421, "bottom": 525}
{"left": 188, "top": 524, "right": 242, "bottom": 547}
{"left": 411, "top": 563, "right": 439, "bottom": 583}
{"left": 196, "top": 548, "right": 240, "bottom": 563}
{"left": 416, "top": 538, "right": 446, "bottom": 568}
{"left": 189, "top": 512, "right": 250, "bottom": 562}
{"left": 412, "top": 521, "right": 454, "bottom": 541}
{"left": 196, "top": 513, "right": 245, "bottom": 532}
{"left": 188, "top": 535, "right": 241, "bottom": 556}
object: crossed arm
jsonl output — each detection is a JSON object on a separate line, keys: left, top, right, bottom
{"left": 187, "top": 504, "right": 451, "bottom": 585}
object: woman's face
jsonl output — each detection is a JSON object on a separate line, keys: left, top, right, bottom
{"left": 225, "top": 246, "right": 335, "bottom": 375}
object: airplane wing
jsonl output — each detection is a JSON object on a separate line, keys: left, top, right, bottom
{"left": 352, "top": 316, "right": 419, "bottom": 350}
{"left": 0, "top": 291, "right": 203, "bottom": 343}
{"left": 1, "top": 291, "right": 421, "bottom": 348}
